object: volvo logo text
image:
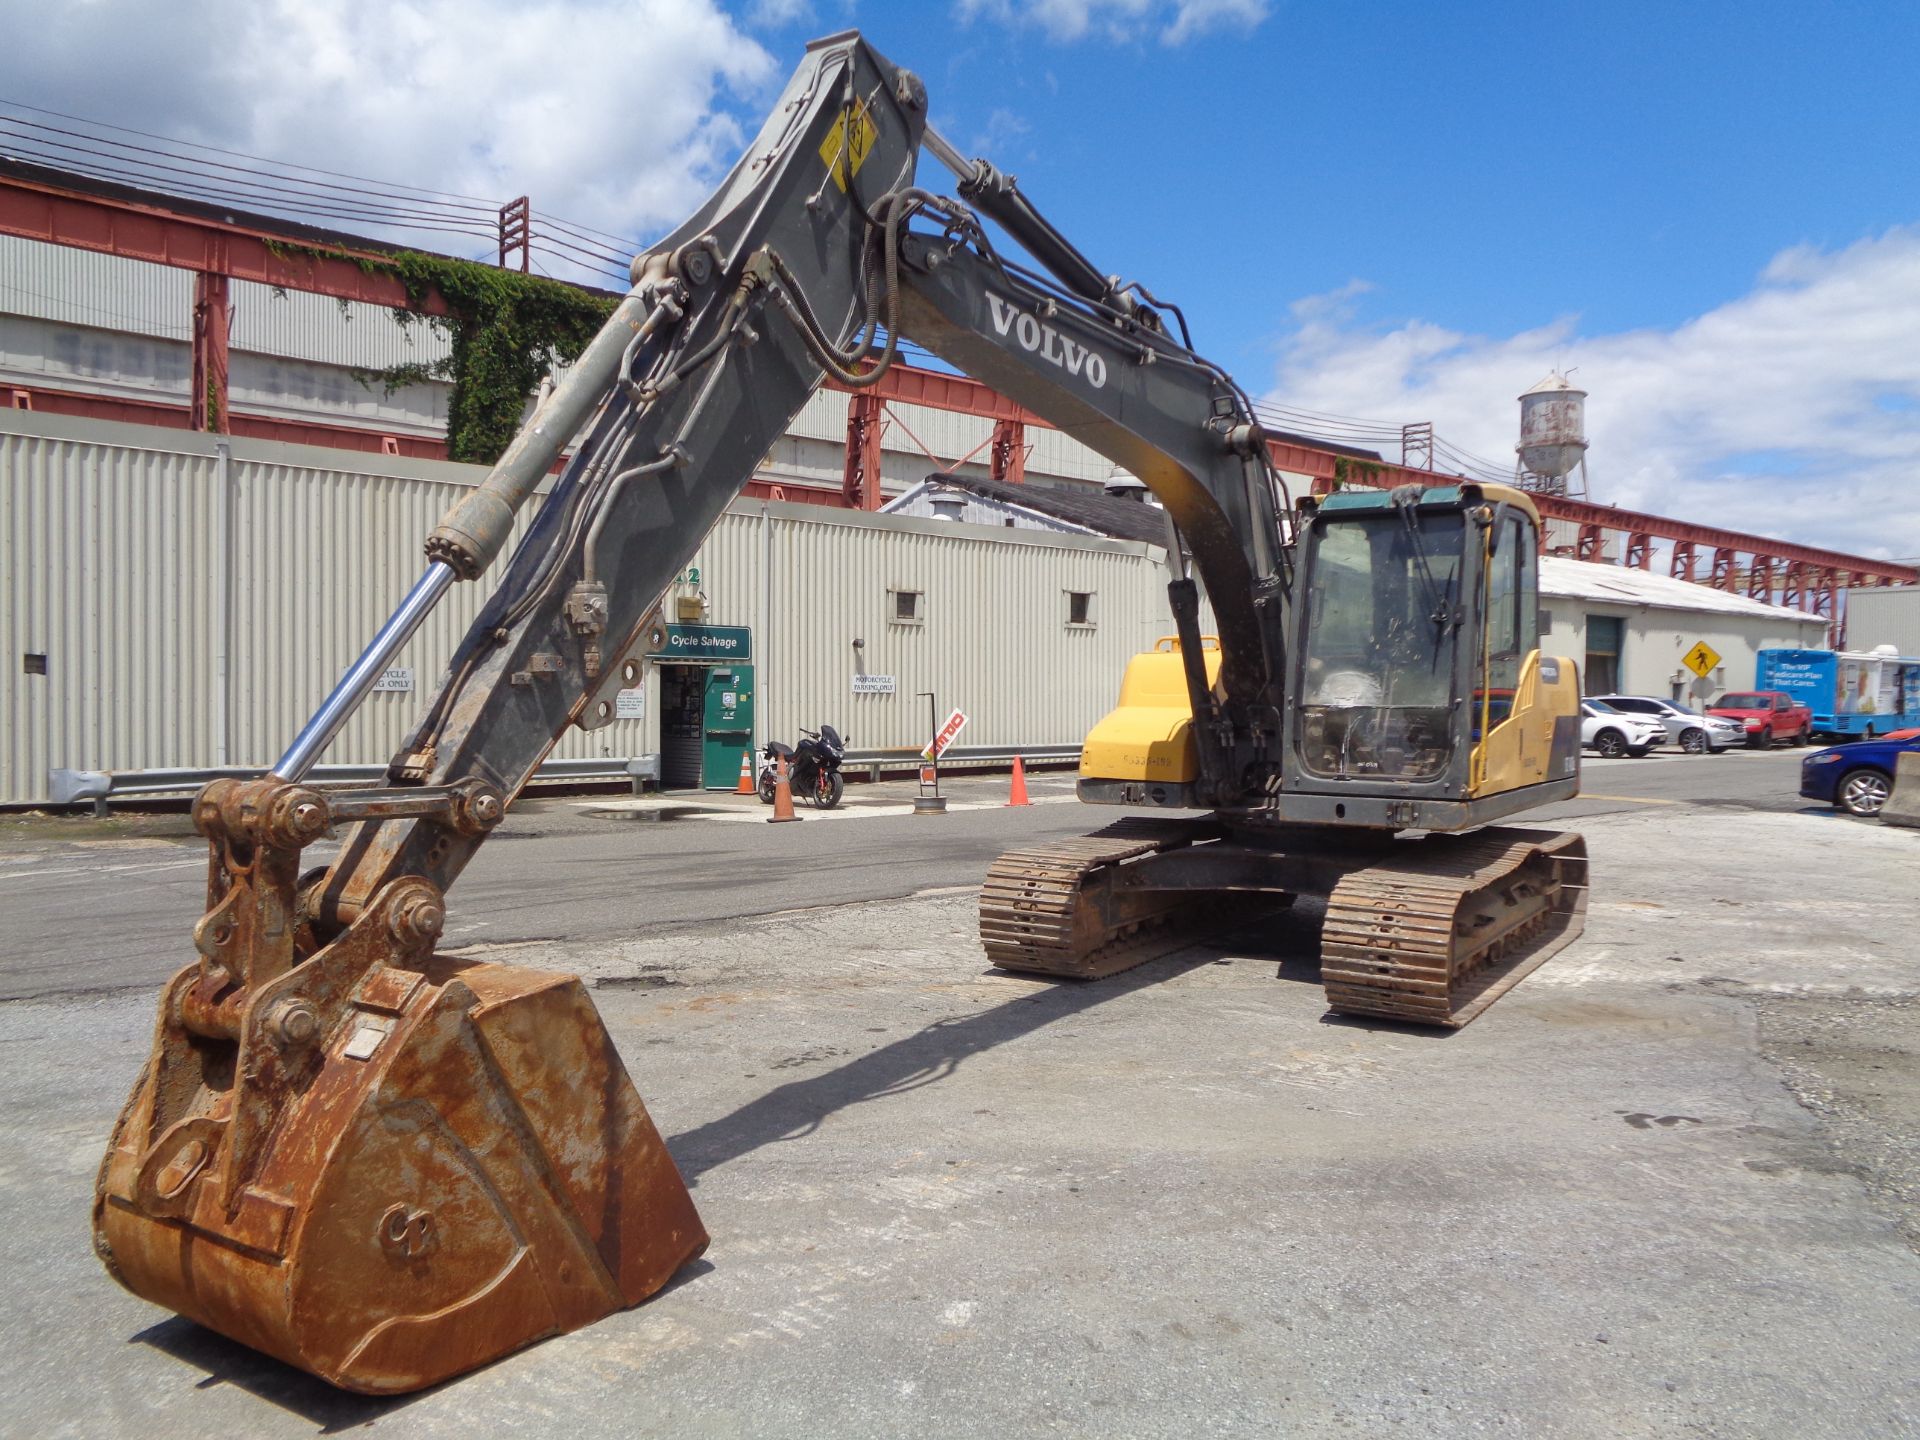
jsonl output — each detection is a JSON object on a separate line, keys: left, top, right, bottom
{"left": 986, "top": 293, "right": 1109, "bottom": 389}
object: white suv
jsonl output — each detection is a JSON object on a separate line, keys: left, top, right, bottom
{"left": 1590, "top": 694, "right": 1744, "bottom": 754}
{"left": 1580, "top": 699, "right": 1666, "bottom": 758}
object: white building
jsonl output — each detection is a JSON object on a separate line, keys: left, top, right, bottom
{"left": 1540, "top": 556, "right": 1826, "bottom": 701}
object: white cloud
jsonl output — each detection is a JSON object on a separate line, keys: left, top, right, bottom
{"left": 953, "top": 0, "right": 1266, "bottom": 45}
{"left": 0, "top": 0, "right": 774, "bottom": 281}
{"left": 968, "top": 106, "right": 1032, "bottom": 158}
{"left": 1161, "top": 0, "right": 1268, "bottom": 44}
{"left": 746, "top": 0, "right": 816, "bottom": 26}
{"left": 1267, "top": 229, "right": 1920, "bottom": 561}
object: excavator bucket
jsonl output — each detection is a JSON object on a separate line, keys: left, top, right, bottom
{"left": 92, "top": 780, "right": 706, "bottom": 1394}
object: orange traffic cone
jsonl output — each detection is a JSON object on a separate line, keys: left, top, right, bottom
{"left": 1007, "top": 754, "right": 1031, "bottom": 806}
{"left": 767, "top": 755, "right": 801, "bottom": 823}
{"left": 736, "top": 750, "right": 755, "bottom": 795}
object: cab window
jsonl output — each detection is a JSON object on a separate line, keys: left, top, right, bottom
{"left": 1479, "top": 512, "right": 1537, "bottom": 725}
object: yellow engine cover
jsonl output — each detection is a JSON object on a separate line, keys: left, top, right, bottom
{"left": 1080, "top": 637, "right": 1221, "bottom": 784}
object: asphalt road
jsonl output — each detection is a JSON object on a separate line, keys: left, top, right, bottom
{"left": 0, "top": 751, "right": 1813, "bottom": 1004}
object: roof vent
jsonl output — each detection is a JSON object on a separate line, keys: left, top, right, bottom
{"left": 927, "top": 489, "right": 967, "bottom": 521}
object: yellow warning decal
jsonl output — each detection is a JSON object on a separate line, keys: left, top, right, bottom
{"left": 818, "top": 101, "right": 877, "bottom": 192}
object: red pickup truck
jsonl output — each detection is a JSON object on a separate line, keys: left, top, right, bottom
{"left": 1707, "top": 690, "right": 1814, "bottom": 747}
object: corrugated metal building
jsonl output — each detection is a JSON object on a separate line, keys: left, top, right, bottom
{"left": 2, "top": 408, "right": 1180, "bottom": 805}
{"left": 1539, "top": 556, "right": 1826, "bottom": 701}
{"left": 1846, "top": 586, "right": 1920, "bottom": 657}
{"left": 0, "top": 233, "right": 1119, "bottom": 501}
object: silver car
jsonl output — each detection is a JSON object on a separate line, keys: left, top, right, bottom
{"left": 1590, "top": 694, "right": 1743, "bottom": 753}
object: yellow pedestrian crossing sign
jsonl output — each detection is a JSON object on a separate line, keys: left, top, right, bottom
{"left": 1683, "top": 641, "right": 1722, "bottom": 679}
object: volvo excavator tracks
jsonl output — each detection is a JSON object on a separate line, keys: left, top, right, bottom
{"left": 980, "top": 821, "right": 1588, "bottom": 1028}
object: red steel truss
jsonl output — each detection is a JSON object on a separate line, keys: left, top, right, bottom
{"left": 5, "top": 163, "right": 1911, "bottom": 635}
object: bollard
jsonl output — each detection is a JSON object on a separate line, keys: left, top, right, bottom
{"left": 1880, "top": 752, "right": 1920, "bottom": 829}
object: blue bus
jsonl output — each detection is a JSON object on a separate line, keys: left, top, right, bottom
{"left": 1756, "top": 647, "right": 1920, "bottom": 738}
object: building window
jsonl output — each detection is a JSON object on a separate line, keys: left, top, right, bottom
{"left": 1067, "top": 591, "right": 1095, "bottom": 627}
{"left": 1585, "top": 614, "right": 1624, "bottom": 694}
{"left": 891, "top": 589, "right": 923, "bottom": 624}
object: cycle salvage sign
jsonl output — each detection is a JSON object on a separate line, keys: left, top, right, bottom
{"left": 647, "top": 623, "right": 752, "bottom": 662}
{"left": 922, "top": 708, "right": 969, "bottom": 760}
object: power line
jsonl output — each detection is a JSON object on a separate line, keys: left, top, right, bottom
{"left": 0, "top": 129, "right": 502, "bottom": 240}
{"left": 0, "top": 95, "right": 500, "bottom": 204}
{"left": 0, "top": 98, "right": 649, "bottom": 286}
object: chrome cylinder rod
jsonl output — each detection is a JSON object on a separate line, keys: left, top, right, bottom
{"left": 271, "top": 561, "right": 457, "bottom": 781}
{"left": 921, "top": 124, "right": 974, "bottom": 184}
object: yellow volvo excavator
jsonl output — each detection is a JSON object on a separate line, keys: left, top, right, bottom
{"left": 92, "top": 30, "right": 1586, "bottom": 1395}
{"left": 982, "top": 478, "right": 1589, "bottom": 1026}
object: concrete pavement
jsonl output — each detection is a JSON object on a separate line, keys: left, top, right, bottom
{"left": 2, "top": 751, "right": 1916, "bottom": 1436}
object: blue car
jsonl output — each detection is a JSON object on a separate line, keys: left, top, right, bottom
{"left": 1800, "top": 734, "right": 1920, "bottom": 817}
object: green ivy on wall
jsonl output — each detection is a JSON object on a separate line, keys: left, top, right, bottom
{"left": 267, "top": 241, "right": 618, "bottom": 463}
{"left": 1331, "top": 456, "right": 1386, "bottom": 490}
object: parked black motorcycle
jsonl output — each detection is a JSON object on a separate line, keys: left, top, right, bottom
{"left": 759, "top": 725, "right": 847, "bottom": 809}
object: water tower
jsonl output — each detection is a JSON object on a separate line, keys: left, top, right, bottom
{"left": 1514, "top": 370, "right": 1589, "bottom": 498}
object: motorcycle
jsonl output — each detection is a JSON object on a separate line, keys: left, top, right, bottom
{"left": 759, "top": 724, "right": 847, "bottom": 809}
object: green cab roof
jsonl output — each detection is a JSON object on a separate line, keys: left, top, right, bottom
{"left": 1316, "top": 484, "right": 1467, "bottom": 513}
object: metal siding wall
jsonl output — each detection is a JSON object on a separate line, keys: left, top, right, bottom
{"left": 2, "top": 426, "right": 217, "bottom": 795}
{"left": 3, "top": 413, "right": 1179, "bottom": 803}
{"left": 0, "top": 236, "right": 189, "bottom": 340}
{"left": 1847, "top": 589, "right": 1920, "bottom": 655}
{"left": 229, "top": 280, "right": 454, "bottom": 369}
{"left": 0, "top": 312, "right": 448, "bottom": 432}
{"left": 0, "top": 236, "right": 452, "bottom": 368}
{"left": 1, "top": 413, "right": 653, "bottom": 802}
{"left": 685, "top": 508, "right": 1167, "bottom": 755}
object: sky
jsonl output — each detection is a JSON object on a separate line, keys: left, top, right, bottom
{"left": 3, "top": 0, "right": 1917, "bottom": 559}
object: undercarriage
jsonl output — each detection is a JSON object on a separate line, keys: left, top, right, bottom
{"left": 980, "top": 818, "right": 1589, "bottom": 1027}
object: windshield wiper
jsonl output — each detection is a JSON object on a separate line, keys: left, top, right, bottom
{"left": 1389, "top": 486, "right": 1454, "bottom": 631}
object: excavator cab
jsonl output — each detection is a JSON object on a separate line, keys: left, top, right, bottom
{"left": 1280, "top": 481, "right": 1582, "bottom": 830}
{"left": 1078, "top": 482, "right": 1581, "bottom": 829}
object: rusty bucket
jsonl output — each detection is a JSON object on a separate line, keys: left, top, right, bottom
{"left": 92, "top": 779, "right": 707, "bottom": 1394}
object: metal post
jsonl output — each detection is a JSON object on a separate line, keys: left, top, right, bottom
{"left": 214, "top": 439, "right": 232, "bottom": 767}
{"left": 914, "top": 690, "right": 945, "bottom": 814}
{"left": 270, "top": 561, "right": 457, "bottom": 780}
{"left": 190, "top": 270, "right": 231, "bottom": 434}
{"left": 761, "top": 502, "right": 773, "bottom": 757}
{"left": 498, "top": 197, "right": 530, "bottom": 272}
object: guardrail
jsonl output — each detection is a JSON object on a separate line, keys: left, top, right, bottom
{"left": 841, "top": 744, "right": 1081, "bottom": 781}
{"left": 47, "top": 745, "right": 1081, "bottom": 810}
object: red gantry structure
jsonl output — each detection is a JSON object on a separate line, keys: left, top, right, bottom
{"left": 1, "top": 157, "right": 1912, "bottom": 640}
